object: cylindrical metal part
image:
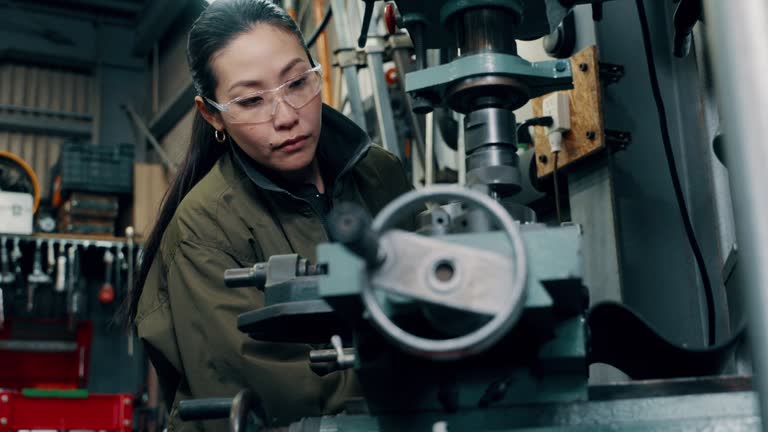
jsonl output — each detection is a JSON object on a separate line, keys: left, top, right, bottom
{"left": 309, "top": 348, "right": 355, "bottom": 363}
{"left": 451, "top": 8, "right": 519, "bottom": 58}
{"left": 703, "top": 0, "right": 768, "bottom": 428}
{"left": 464, "top": 107, "right": 517, "bottom": 152}
{"left": 224, "top": 263, "right": 267, "bottom": 288}
{"left": 463, "top": 107, "right": 521, "bottom": 196}
{"left": 177, "top": 398, "right": 232, "bottom": 421}
{"left": 466, "top": 146, "right": 522, "bottom": 195}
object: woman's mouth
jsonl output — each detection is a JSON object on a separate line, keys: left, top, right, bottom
{"left": 275, "top": 135, "right": 310, "bottom": 152}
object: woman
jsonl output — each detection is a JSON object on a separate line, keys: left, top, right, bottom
{"left": 127, "top": 0, "right": 411, "bottom": 430}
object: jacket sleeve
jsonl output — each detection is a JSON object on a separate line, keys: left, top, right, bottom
{"left": 165, "top": 239, "right": 358, "bottom": 428}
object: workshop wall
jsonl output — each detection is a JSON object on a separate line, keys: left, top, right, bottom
{"left": 0, "top": 0, "right": 148, "bottom": 397}
{"left": 0, "top": 65, "right": 95, "bottom": 199}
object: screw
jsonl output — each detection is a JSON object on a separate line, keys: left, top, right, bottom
{"left": 555, "top": 61, "right": 567, "bottom": 72}
{"left": 0, "top": 395, "right": 7, "bottom": 403}
{"left": 124, "top": 398, "right": 131, "bottom": 405}
{"left": 579, "top": 63, "right": 589, "bottom": 72}
{"left": 586, "top": 131, "right": 597, "bottom": 140}
{"left": 538, "top": 154, "right": 548, "bottom": 164}
{"left": 1, "top": 418, "right": 7, "bottom": 425}
{"left": 123, "top": 420, "right": 131, "bottom": 426}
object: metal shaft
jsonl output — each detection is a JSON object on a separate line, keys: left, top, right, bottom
{"left": 367, "top": 40, "right": 403, "bottom": 160}
{"left": 330, "top": 0, "right": 367, "bottom": 130}
{"left": 703, "top": 1, "right": 768, "bottom": 429}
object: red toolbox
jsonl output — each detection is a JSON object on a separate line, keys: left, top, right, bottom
{"left": 0, "top": 319, "right": 133, "bottom": 431}
{"left": 0, "top": 390, "right": 133, "bottom": 432}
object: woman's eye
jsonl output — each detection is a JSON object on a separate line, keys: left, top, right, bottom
{"left": 239, "top": 97, "right": 264, "bottom": 107}
{"left": 289, "top": 77, "right": 307, "bottom": 89}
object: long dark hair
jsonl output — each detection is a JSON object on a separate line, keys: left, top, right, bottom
{"left": 126, "top": 0, "right": 313, "bottom": 322}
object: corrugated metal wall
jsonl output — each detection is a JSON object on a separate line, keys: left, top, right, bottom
{"left": 0, "top": 64, "right": 95, "bottom": 198}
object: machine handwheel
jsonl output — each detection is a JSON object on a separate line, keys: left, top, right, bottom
{"left": 361, "top": 185, "right": 528, "bottom": 360}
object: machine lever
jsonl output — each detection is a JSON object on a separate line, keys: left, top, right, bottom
{"left": 328, "top": 202, "right": 382, "bottom": 269}
{"left": 357, "top": 0, "right": 377, "bottom": 48}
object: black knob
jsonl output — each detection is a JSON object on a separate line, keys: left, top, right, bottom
{"left": 328, "top": 202, "right": 382, "bottom": 268}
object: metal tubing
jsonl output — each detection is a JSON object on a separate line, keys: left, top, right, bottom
{"left": 391, "top": 47, "right": 433, "bottom": 168}
{"left": 703, "top": 0, "right": 768, "bottom": 429}
{"left": 330, "top": 0, "right": 367, "bottom": 129}
{"left": 367, "top": 46, "right": 403, "bottom": 160}
{"left": 425, "top": 112, "right": 435, "bottom": 186}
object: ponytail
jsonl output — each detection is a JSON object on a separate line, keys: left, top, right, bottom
{"left": 125, "top": 112, "right": 225, "bottom": 322}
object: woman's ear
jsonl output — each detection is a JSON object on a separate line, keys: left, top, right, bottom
{"left": 195, "top": 96, "right": 225, "bottom": 131}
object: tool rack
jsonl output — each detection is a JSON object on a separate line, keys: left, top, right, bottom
{"left": 0, "top": 232, "right": 139, "bottom": 432}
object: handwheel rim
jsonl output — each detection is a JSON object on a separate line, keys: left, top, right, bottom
{"left": 361, "top": 185, "right": 528, "bottom": 360}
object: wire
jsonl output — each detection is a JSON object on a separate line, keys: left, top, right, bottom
{"left": 553, "top": 151, "right": 562, "bottom": 224}
{"left": 635, "top": 0, "right": 717, "bottom": 346}
{"left": 306, "top": 3, "right": 332, "bottom": 49}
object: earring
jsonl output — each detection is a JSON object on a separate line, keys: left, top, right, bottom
{"left": 214, "top": 130, "right": 227, "bottom": 143}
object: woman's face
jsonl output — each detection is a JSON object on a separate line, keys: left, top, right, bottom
{"left": 200, "top": 25, "right": 322, "bottom": 176}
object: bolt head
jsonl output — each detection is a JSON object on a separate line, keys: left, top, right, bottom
{"left": 0, "top": 395, "right": 7, "bottom": 402}
{"left": 1, "top": 417, "right": 7, "bottom": 425}
{"left": 124, "top": 398, "right": 131, "bottom": 405}
{"left": 555, "top": 61, "right": 568, "bottom": 72}
{"left": 123, "top": 420, "right": 131, "bottom": 426}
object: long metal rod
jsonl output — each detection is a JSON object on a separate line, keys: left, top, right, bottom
{"left": 457, "top": 113, "right": 466, "bottom": 185}
{"left": 123, "top": 104, "right": 178, "bottom": 173}
{"left": 390, "top": 48, "right": 426, "bottom": 156}
{"left": 425, "top": 112, "right": 434, "bottom": 186}
{"left": 367, "top": 43, "right": 403, "bottom": 160}
{"left": 329, "top": 0, "right": 367, "bottom": 129}
{"left": 702, "top": 1, "right": 768, "bottom": 429}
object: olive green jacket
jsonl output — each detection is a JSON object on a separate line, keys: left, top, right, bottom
{"left": 135, "top": 105, "right": 411, "bottom": 431}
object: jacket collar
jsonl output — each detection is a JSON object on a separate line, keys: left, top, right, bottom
{"left": 231, "top": 103, "right": 371, "bottom": 197}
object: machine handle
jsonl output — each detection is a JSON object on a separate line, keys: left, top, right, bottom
{"left": 328, "top": 202, "right": 382, "bottom": 269}
{"left": 224, "top": 264, "right": 267, "bottom": 288}
{"left": 177, "top": 398, "right": 231, "bottom": 421}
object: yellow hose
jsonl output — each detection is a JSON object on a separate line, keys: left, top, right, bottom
{"left": 0, "top": 151, "right": 41, "bottom": 213}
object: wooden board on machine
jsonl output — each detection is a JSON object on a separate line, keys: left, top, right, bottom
{"left": 532, "top": 45, "right": 606, "bottom": 178}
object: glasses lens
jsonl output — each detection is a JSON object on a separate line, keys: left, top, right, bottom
{"left": 224, "top": 69, "right": 322, "bottom": 124}
{"left": 283, "top": 71, "right": 322, "bottom": 109}
{"left": 227, "top": 92, "right": 275, "bottom": 123}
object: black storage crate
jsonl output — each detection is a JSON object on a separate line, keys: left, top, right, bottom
{"left": 55, "top": 142, "right": 134, "bottom": 195}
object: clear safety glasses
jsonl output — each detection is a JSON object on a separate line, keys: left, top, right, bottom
{"left": 205, "top": 65, "right": 323, "bottom": 124}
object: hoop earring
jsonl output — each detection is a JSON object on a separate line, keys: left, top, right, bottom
{"left": 214, "top": 130, "right": 227, "bottom": 143}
